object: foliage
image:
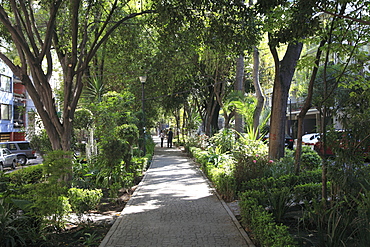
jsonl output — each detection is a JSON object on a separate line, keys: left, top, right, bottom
{"left": 74, "top": 108, "right": 94, "bottom": 131}
{"left": 72, "top": 161, "right": 98, "bottom": 189}
{"left": 0, "top": 199, "right": 26, "bottom": 247}
{"left": 269, "top": 148, "right": 295, "bottom": 177}
{"left": 240, "top": 192, "right": 296, "bottom": 247}
{"left": 29, "top": 129, "right": 53, "bottom": 156}
{"left": 208, "top": 128, "right": 236, "bottom": 153}
{"left": 7, "top": 164, "right": 43, "bottom": 186}
{"left": 300, "top": 146, "right": 322, "bottom": 170}
{"left": 293, "top": 182, "right": 322, "bottom": 202}
{"left": 206, "top": 152, "right": 236, "bottom": 202}
{"left": 189, "top": 147, "right": 210, "bottom": 169}
{"left": 267, "top": 187, "right": 294, "bottom": 222}
{"left": 232, "top": 137, "right": 270, "bottom": 189}
{"left": 43, "top": 150, "right": 74, "bottom": 184}
{"left": 225, "top": 93, "right": 257, "bottom": 128}
{"left": 185, "top": 134, "right": 210, "bottom": 150}
{"left": 68, "top": 188, "right": 102, "bottom": 216}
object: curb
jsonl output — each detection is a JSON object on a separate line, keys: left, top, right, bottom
{"left": 190, "top": 154, "right": 256, "bottom": 247}
{"left": 99, "top": 158, "right": 153, "bottom": 247}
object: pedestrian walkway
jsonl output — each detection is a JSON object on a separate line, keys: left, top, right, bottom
{"left": 99, "top": 136, "right": 254, "bottom": 247}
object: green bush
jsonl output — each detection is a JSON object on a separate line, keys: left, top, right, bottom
{"left": 267, "top": 187, "right": 294, "bottom": 222}
{"left": 293, "top": 183, "right": 322, "bottom": 202}
{"left": 269, "top": 149, "right": 295, "bottom": 177}
{"left": 68, "top": 188, "right": 102, "bottom": 216}
{"left": 189, "top": 147, "right": 210, "bottom": 168}
{"left": 208, "top": 157, "right": 236, "bottom": 201}
{"left": 240, "top": 191, "right": 296, "bottom": 247}
{"left": 208, "top": 128, "right": 236, "bottom": 153}
{"left": 0, "top": 199, "right": 27, "bottom": 247}
{"left": 7, "top": 164, "right": 44, "bottom": 186}
{"left": 301, "top": 146, "right": 322, "bottom": 170}
{"left": 232, "top": 139, "right": 270, "bottom": 190}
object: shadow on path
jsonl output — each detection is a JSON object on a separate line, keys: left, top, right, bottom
{"left": 99, "top": 136, "right": 254, "bottom": 247}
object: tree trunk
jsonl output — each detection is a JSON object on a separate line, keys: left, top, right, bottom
{"left": 294, "top": 40, "right": 326, "bottom": 174}
{"left": 235, "top": 54, "right": 244, "bottom": 133}
{"left": 269, "top": 41, "right": 303, "bottom": 160}
{"left": 252, "top": 47, "right": 264, "bottom": 134}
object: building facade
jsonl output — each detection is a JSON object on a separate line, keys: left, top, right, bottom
{"left": 0, "top": 61, "right": 35, "bottom": 141}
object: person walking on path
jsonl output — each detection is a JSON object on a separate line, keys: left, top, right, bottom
{"left": 167, "top": 128, "right": 173, "bottom": 148}
{"left": 159, "top": 130, "right": 165, "bottom": 148}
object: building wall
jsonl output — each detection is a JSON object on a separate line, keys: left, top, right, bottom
{"left": 0, "top": 61, "right": 34, "bottom": 141}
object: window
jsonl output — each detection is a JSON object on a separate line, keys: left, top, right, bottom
{"left": 0, "top": 104, "right": 11, "bottom": 120}
{"left": 18, "top": 143, "right": 31, "bottom": 150}
{"left": 13, "top": 105, "right": 24, "bottom": 127}
{"left": 0, "top": 75, "right": 11, "bottom": 92}
{"left": 8, "top": 143, "right": 17, "bottom": 151}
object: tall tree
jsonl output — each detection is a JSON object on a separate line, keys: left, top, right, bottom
{"left": 234, "top": 54, "right": 245, "bottom": 133}
{"left": 256, "top": 0, "right": 320, "bottom": 159}
{"left": 151, "top": 0, "right": 260, "bottom": 136}
{"left": 252, "top": 47, "right": 265, "bottom": 133}
{"left": 0, "top": 0, "right": 152, "bottom": 151}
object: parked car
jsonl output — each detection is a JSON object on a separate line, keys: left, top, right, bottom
{"left": 262, "top": 133, "right": 294, "bottom": 149}
{"left": 0, "top": 141, "right": 36, "bottom": 165}
{"left": 302, "top": 133, "right": 320, "bottom": 148}
{"left": 0, "top": 148, "right": 18, "bottom": 171}
{"left": 313, "top": 130, "right": 370, "bottom": 159}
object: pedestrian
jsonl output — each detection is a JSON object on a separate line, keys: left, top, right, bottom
{"left": 167, "top": 128, "right": 173, "bottom": 148}
{"left": 159, "top": 130, "right": 165, "bottom": 148}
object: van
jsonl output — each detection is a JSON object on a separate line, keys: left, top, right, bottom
{"left": 0, "top": 141, "right": 36, "bottom": 165}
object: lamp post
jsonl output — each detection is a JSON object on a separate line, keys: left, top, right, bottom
{"left": 139, "top": 75, "right": 147, "bottom": 156}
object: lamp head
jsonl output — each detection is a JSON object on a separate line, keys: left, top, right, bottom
{"left": 139, "top": 76, "right": 147, "bottom": 84}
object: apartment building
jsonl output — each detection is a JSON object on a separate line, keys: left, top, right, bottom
{"left": 0, "top": 61, "right": 35, "bottom": 141}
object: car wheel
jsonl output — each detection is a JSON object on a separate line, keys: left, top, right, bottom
{"left": 0, "top": 162, "right": 3, "bottom": 171}
{"left": 11, "top": 160, "right": 17, "bottom": 169}
{"left": 18, "top": 156, "right": 27, "bottom": 165}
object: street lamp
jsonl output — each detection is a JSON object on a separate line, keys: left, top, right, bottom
{"left": 139, "top": 75, "right": 147, "bottom": 156}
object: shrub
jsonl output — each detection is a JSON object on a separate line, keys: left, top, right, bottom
{"left": 269, "top": 149, "right": 295, "bottom": 177}
{"left": 232, "top": 139, "right": 270, "bottom": 190}
{"left": 207, "top": 155, "right": 236, "bottom": 201}
{"left": 68, "top": 188, "right": 102, "bottom": 216}
{"left": 7, "top": 164, "right": 44, "bottom": 186}
{"left": 186, "top": 134, "right": 209, "bottom": 149}
{"left": 189, "top": 147, "right": 210, "bottom": 169}
{"left": 208, "top": 128, "right": 236, "bottom": 153}
{"left": 301, "top": 146, "right": 322, "bottom": 170}
{"left": 267, "top": 187, "right": 294, "bottom": 222}
{"left": 240, "top": 191, "right": 296, "bottom": 247}
{"left": 293, "top": 183, "right": 322, "bottom": 202}
{"left": 0, "top": 199, "right": 27, "bottom": 247}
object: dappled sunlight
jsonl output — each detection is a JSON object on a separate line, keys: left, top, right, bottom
{"left": 100, "top": 136, "right": 250, "bottom": 247}
{"left": 124, "top": 199, "right": 162, "bottom": 214}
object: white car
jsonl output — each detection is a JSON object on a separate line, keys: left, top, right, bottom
{"left": 302, "top": 133, "right": 320, "bottom": 148}
{"left": 0, "top": 148, "right": 18, "bottom": 171}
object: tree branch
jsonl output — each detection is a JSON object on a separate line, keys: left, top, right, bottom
{"left": 317, "top": 6, "right": 370, "bottom": 25}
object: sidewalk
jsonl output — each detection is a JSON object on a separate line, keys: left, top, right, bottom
{"left": 99, "top": 136, "right": 254, "bottom": 247}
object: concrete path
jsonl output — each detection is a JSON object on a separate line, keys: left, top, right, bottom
{"left": 99, "top": 136, "right": 254, "bottom": 247}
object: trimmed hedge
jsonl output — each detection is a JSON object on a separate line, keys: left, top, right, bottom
{"left": 240, "top": 191, "right": 296, "bottom": 247}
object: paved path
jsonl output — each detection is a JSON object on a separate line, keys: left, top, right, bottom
{"left": 99, "top": 136, "right": 254, "bottom": 247}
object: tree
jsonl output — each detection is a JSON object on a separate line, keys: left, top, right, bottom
{"left": 252, "top": 47, "right": 265, "bottom": 134}
{"left": 151, "top": 0, "right": 261, "bottom": 136}
{"left": 256, "top": 0, "right": 320, "bottom": 159}
{"left": 0, "top": 0, "right": 152, "bottom": 151}
{"left": 294, "top": 40, "right": 326, "bottom": 174}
